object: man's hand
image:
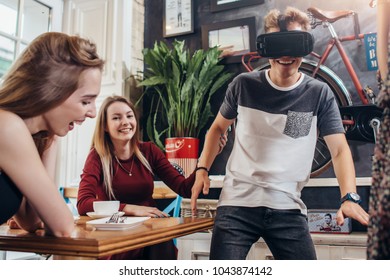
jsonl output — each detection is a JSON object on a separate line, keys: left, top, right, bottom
{"left": 336, "top": 201, "right": 369, "bottom": 226}
{"left": 217, "top": 131, "right": 228, "bottom": 154}
{"left": 191, "top": 170, "right": 211, "bottom": 217}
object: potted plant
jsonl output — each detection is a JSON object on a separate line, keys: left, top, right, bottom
{"left": 138, "top": 40, "right": 232, "bottom": 176}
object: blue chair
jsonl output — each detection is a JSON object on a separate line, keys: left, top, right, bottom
{"left": 162, "top": 195, "right": 182, "bottom": 218}
{"left": 162, "top": 195, "right": 182, "bottom": 247}
{"left": 59, "top": 186, "right": 79, "bottom": 216}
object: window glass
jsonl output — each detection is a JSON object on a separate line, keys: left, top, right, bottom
{"left": 0, "top": 0, "right": 18, "bottom": 36}
{"left": 0, "top": 35, "right": 15, "bottom": 78}
{"left": 0, "top": 0, "right": 53, "bottom": 79}
{"left": 20, "top": 42, "right": 27, "bottom": 53}
{"left": 22, "top": 0, "right": 50, "bottom": 42}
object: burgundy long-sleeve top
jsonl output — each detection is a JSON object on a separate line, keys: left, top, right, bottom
{"left": 77, "top": 142, "right": 195, "bottom": 215}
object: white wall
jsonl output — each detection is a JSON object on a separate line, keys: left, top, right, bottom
{"left": 57, "top": 0, "right": 144, "bottom": 187}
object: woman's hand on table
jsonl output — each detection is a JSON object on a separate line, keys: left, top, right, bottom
{"left": 122, "top": 204, "right": 169, "bottom": 218}
{"left": 7, "top": 218, "right": 20, "bottom": 229}
{"left": 7, "top": 218, "right": 44, "bottom": 229}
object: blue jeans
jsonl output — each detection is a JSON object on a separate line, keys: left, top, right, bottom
{"left": 209, "top": 206, "right": 317, "bottom": 260}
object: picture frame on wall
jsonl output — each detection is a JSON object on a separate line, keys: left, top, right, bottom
{"left": 163, "top": 0, "right": 194, "bottom": 38}
{"left": 210, "top": 0, "right": 265, "bottom": 12}
{"left": 201, "top": 17, "right": 256, "bottom": 64}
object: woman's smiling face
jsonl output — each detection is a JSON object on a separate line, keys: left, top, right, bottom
{"left": 42, "top": 68, "right": 102, "bottom": 136}
{"left": 105, "top": 101, "right": 137, "bottom": 144}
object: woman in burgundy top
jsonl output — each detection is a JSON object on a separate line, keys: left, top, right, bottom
{"left": 77, "top": 96, "right": 225, "bottom": 259}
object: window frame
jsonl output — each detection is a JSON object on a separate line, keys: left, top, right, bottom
{"left": 0, "top": 0, "right": 63, "bottom": 78}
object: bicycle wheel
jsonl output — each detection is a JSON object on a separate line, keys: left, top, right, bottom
{"left": 255, "top": 60, "right": 353, "bottom": 177}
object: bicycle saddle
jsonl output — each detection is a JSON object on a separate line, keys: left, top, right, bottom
{"left": 307, "top": 7, "right": 355, "bottom": 23}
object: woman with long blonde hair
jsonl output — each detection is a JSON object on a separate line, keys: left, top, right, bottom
{"left": 77, "top": 95, "right": 225, "bottom": 259}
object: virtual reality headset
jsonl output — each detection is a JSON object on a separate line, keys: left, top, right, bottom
{"left": 256, "top": 31, "right": 314, "bottom": 58}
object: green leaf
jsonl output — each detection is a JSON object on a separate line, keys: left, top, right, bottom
{"left": 138, "top": 76, "right": 166, "bottom": 87}
{"left": 139, "top": 40, "right": 232, "bottom": 142}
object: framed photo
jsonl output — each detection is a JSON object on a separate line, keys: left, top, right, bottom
{"left": 201, "top": 17, "right": 256, "bottom": 64}
{"left": 210, "top": 0, "right": 265, "bottom": 12}
{"left": 163, "top": 0, "right": 194, "bottom": 38}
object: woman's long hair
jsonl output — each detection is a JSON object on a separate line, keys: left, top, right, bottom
{"left": 0, "top": 32, "right": 104, "bottom": 156}
{"left": 92, "top": 96, "right": 153, "bottom": 199}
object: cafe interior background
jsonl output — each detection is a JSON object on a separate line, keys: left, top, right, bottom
{"left": 0, "top": 0, "right": 379, "bottom": 260}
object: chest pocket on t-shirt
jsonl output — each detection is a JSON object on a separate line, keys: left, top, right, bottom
{"left": 283, "top": 110, "right": 313, "bottom": 139}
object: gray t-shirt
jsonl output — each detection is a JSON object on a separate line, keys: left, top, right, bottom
{"left": 218, "top": 70, "right": 344, "bottom": 215}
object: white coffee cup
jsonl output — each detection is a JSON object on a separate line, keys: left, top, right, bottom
{"left": 93, "top": 200, "right": 120, "bottom": 214}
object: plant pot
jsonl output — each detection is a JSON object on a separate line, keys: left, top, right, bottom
{"left": 165, "top": 137, "right": 199, "bottom": 178}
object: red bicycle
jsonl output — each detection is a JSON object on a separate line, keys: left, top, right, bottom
{"left": 241, "top": 6, "right": 383, "bottom": 177}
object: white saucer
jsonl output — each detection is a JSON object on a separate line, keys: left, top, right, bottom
{"left": 86, "top": 211, "right": 125, "bottom": 219}
{"left": 87, "top": 216, "right": 150, "bottom": 230}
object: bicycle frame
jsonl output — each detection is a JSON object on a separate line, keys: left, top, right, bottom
{"left": 241, "top": 8, "right": 381, "bottom": 135}
{"left": 240, "top": 7, "right": 382, "bottom": 176}
{"left": 305, "top": 8, "right": 382, "bottom": 142}
{"left": 309, "top": 22, "right": 370, "bottom": 105}
{"left": 242, "top": 26, "right": 371, "bottom": 105}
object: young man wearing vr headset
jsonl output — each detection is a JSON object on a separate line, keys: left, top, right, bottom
{"left": 191, "top": 7, "right": 369, "bottom": 260}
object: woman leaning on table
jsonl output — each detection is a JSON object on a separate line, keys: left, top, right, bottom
{"left": 77, "top": 95, "right": 226, "bottom": 259}
{"left": 0, "top": 32, "right": 104, "bottom": 237}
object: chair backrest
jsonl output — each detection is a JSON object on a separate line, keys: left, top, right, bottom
{"left": 59, "top": 186, "right": 78, "bottom": 216}
{"left": 162, "top": 195, "right": 182, "bottom": 218}
{"left": 152, "top": 185, "right": 177, "bottom": 199}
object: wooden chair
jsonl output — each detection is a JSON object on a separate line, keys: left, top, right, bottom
{"left": 59, "top": 186, "right": 78, "bottom": 216}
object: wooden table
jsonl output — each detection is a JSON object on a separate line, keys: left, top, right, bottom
{"left": 0, "top": 217, "right": 213, "bottom": 259}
